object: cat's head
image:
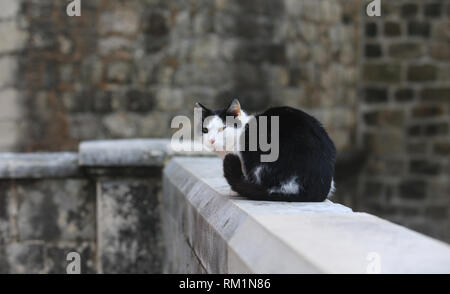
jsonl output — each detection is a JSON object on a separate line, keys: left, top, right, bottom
{"left": 195, "top": 99, "right": 247, "bottom": 152}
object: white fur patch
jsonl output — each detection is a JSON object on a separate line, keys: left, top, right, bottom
{"left": 327, "top": 179, "right": 336, "bottom": 198}
{"left": 268, "top": 177, "right": 300, "bottom": 194}
{"left": 202, "top": 111, "right": 253, "bottom": 155}
{"left": 253, "top": 166, "right": 264, "bottom": 184}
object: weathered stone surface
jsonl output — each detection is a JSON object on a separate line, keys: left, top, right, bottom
{"left": 434, "top": 142, "right": 450, "bottom": 156}
{"left": 363, "top": 64, "right": 401, "bottom": 83}
{"left": 421, "top": 88, "right": 450, "bottom": 106}
{"left": 46, "top": 242, "right": 96, "bottom": 274}
{"left": 364, "top": 87, "right": 388, "bottom": 103}
{"left": 0, "top": 21, "right": 27, "bottom": 53}
{"left": 0, "top": 89, "right": 22, "bottom": 120}
{"left": 408, "top": 21, "right": 430, "bottom": 37}
{"left": 0, "top": 181, "right": 14, "bottom": 245}
{"left": 395, "top": 88, "right": 414, "bottom": 102}
{"left": 4, "top": 242, "right": 45, "bottom": 274}
{"left": 0, "top": 0, "right": 20, "bottom": 19}
{"left": 0, "top": 121, "right": 20, "bottom": 151}
{"left": 79, "top": 139, "right": 170, "bottom": 167}
{"left": 97, "top": 179, "right": 162, "bottom": 273}
{"left": 389, "top": 42, "right": 423, "bottom": 59}
{"left": 384, "top": 22, "right": 402, "bottom": 37}
{"left": 0, "top": 56, "right": 17, "bottom": 89}
{"left": 163, "top": 157, "right": 450, "bottom": 273}
{"left": 363, "top": 110, "right": 404, "bottom": 127}
{"left": 407, "top": 64, "right": 438, "bottom": 82}
{"left": 365, "top": 22, "right": 377, "bottom": 38}
{"left": 431, "top": 42, "right": 450, "bottom": 60}
{"left": 79, "top": 139, "right": 213, "bottom": 167}
{"left": 99, "top": 8, "right": 140, "bottom": 35}
{"left": 16, "top": 179, "right": 95, "bottom": 242}
{"left": 0, "top": 153, "right": 80, "bottom": 178}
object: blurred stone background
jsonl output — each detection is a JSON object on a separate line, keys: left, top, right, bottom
{"left": 0, "top": 0, "right": 448, "bottom": 245}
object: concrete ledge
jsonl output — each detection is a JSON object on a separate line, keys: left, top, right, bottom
{"left": 0, "top": 152, "right": 80, "bottom": 178}
{"left": 79, "top": 139, "right": 212, "bottom": 167}
{"left": 162, "top": 157, "right": 450, "bottom": 274}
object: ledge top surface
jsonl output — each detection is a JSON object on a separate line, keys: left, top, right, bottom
{"left": 79, "top": 139, "right": 213, "bottom": 166}
{"left": 0, "top": 152, "right": 80, "bottom": 178}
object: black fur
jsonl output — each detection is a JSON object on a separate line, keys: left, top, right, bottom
{"left": 200, "top": 103, "right": 336, "bottom": 202}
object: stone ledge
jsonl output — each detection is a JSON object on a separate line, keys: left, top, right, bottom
{"left": 0, "top": 152, "right": 80, "bottom": 179}
{"left": 0, "top": 139, "right": 213, "bottom": 179}
{"left": 79, "top": 139, "right": 213, "bottom": 167}
{"left": 162, "top": 157, "right": 450, "bottom": 274}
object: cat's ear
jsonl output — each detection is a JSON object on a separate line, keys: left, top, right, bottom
{"left": 195, "top": 102, "right": 208, "bottom": 110}
{"left": 226, "top": 99, "right": 241, "bottom": 117}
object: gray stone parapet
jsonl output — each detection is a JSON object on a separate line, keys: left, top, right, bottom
{"left": 0, "top": 152, "right": 80, "bottom": 179}
{"left": 79, "top": 139, "right": 213, "bottom": 167}
{"left": 162, "top": 157, "right": 450, "bottom": 274}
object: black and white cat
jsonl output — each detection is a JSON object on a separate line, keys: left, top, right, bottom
{"left": 196, "top": 99, "right": 336, "bottom": 202}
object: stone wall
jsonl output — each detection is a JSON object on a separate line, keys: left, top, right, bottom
{"left": 0, "top": 0, "right": 26, "bottom": 151}
{"left": 358, "top": 0, "right": 450, "bottom": 241}
{"left": 2, "top": 141, "right": 449, "bottom": 274}
{"left": 3, "top": 0, "right": 358, "bottom": 153}
{"left": 0, "top": 143, "right": 171, "bottom": 274}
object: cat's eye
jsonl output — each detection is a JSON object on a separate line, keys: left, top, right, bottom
{"left": 202, "top": 127, "right": 208, "bottom": 134}
{"left": 218, "top": 126, "right": 226, "bottom": 132}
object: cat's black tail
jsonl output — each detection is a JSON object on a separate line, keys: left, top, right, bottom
{"left": 223, "top": 154, "right": 309, "bottom": 202}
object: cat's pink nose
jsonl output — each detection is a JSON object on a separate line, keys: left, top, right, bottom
{"left": 209, "top": 139, "right": 215, "bottom": 144}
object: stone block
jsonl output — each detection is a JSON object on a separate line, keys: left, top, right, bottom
{"left": 79, "top": 139, "right": 170, "bottom": 167}
{"left": 399, "top": 180, "right": 427, "bottom": 200}
{"left": 0, "top": 56, "right": 18, "bottom": 89}
{"left": 431, "top": 42, "right": 450, "bottom": 60}
{"left": 412, "top": 105, "right": 445, "bottom": 118}
{"left": 407, "top": 65, "right": 438, "bottom": 82}
{"left": 16, "top": 179, "right": 95, "bottom": 242}
{"left": 365, "top": 44, "right": 382, "bottom": 58}
{"left": 0, "top": 0, "right": 20, "bottom": 19}
{"left": 99, "top": 8, "right": 140, "bottom": 35}
{"left": 155, "top": 88, "right": 183, "bottom": 111}
{"left": 363, "top": 110, "right": 404, "bottom": 127}
{"left": 410, "top": 159, "right": 441, "bottom": 176}
{"left": 0, "top": 181, "right": 15, "bottom": 245}
{"left": 99, "top": 36, "right": 132, "bottom": 56}
{"left": 102, "top": 112, "right": 141, "bottom": 138}
{"left": 433, "top": 142, "right": 450, "bottom": 156}
{"left": 395, "top": 88, "right": 414, "bottom": 102}
{"left": 434, "top": 21, "right": 450, "bottom": 42}
{"left": 421, "top": 88, "right": 450, "bottom": 106}
{"left": 364, "top": 87, "right": 388, "bottom": 103}
{"left": 425, "top": 3, "right": 442, "bottom": 18}
{"left": 97, "top": 179, "right": 163, "bottom": 273}
{"left": 4, "top": 242, "right": 45, "bottom": 274}
{"left": 0, "top": 88, "right": 21, "bottom": 120}
{"left": 126, "top": 90, "right": 155, "bottom": 113}
{"left": 0, "top": 153, "right": 80, "bottom": 178}
{"left": 408, "top": 21, "right": 430, "bottom": 38}
{"left": 363, "top": 64, "right": 401, "bottom": 83}
{"left": 364, "top": 131, "right": 404, "bottom": 154}
{"left": 384, "top": 22, "right": 401, "bottom": 37}
{"left": 401, "top": 3, "right": 418, "bottom": 18}
{"left": 0, "top": 21, "right": 27, "bottom": 53}
{"left": 389, "top": 43, "right": 423, "bottom": 59}
{"left": 107, "top": 62, "right": 132, "bottom": 83}
{"left": 46, "top": 242, "right": 96, "bottom": 274}
{"left": 365, "top": 22, "right": 377, "bottom": 38}
{"left": 0, "top": 121, "right": 20, "bottom": 150}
